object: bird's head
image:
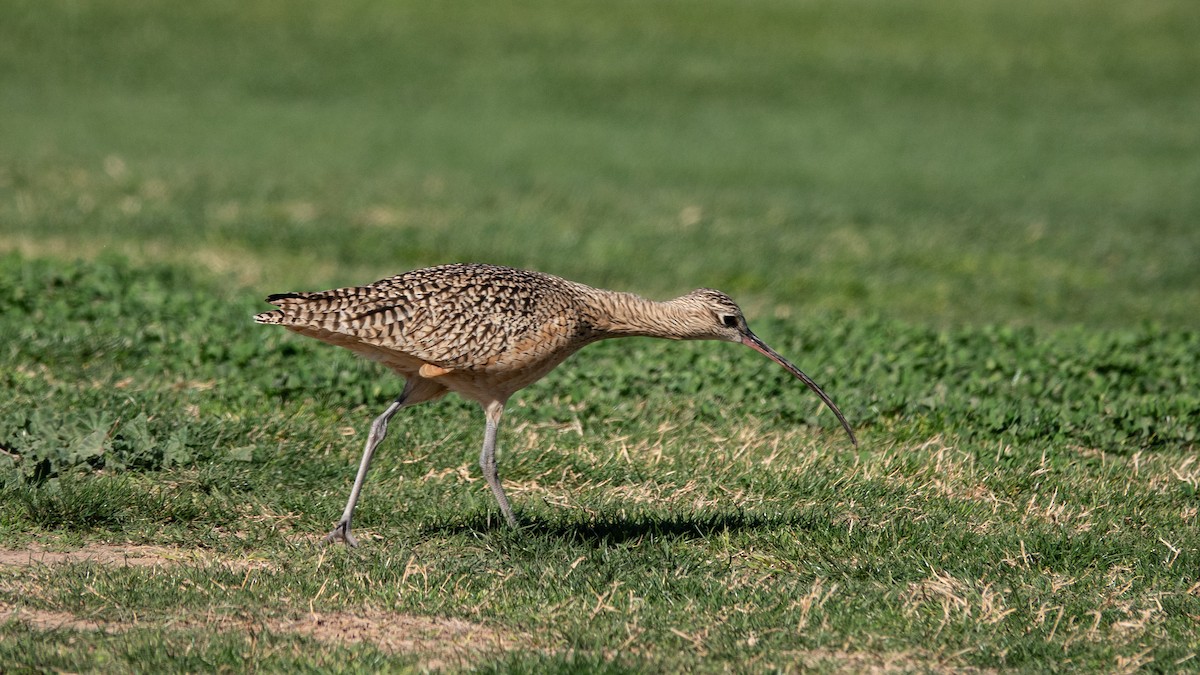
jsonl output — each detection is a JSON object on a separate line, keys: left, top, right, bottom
{"left": 680, "top": 288, "right": 750, "bottom": 342}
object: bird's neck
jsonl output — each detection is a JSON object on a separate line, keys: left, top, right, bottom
{"left": 584, "top": 290, "right": 702, "bottom": 340}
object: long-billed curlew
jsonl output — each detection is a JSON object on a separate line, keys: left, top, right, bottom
{"left": 255, "top": 263, "right": 855, "bottom": 546}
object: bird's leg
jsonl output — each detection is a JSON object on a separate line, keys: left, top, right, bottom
{"left": 479, "top": 400, "right": 518, "bottom": 528}
{"left": 325, "top": 393, "right": 408, "bottom": 547}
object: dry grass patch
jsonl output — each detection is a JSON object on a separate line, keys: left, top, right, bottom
{"left": 0, "top": 232, "right": 371, "bottom": 292}
{"left": 881, "top": 437, "right": 1008, "bottom": 510}
{"left": 0, "top": 234, "right": 268, "bottom": 288}
{"left": 903, "top": 570, "right": 1016, "bottom": 630}
{"left": 901, "top": 564, "right": 1196, "bottom": 671}
{"left": 786, "top": 647, "right": 998, "bottom": 674}
{"left": 494, "top": 422, "right": 832, "bottom": 514}
{"left": 870, "top": 437, "right": 1200, "bottom": 538}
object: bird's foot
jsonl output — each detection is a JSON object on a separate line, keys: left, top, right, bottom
{"left": 499, "top": 508, "right": 520, "bottom": 529}
{"left": 324, "top": 520, "right": 358, "bottom": 548}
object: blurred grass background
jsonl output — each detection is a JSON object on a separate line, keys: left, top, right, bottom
{"left": 3, "top": 0, "right": 1197, "bottom": 328}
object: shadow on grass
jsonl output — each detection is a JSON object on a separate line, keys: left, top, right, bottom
{"left": 423, "top": 509, "right": 819, "bottom": 545}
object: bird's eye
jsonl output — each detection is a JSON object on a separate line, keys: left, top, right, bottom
{"left": 721, "top": 314, "right": 738, "bottom": 328}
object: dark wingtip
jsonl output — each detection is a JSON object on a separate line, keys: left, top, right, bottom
{"left": 265, "top": 292, "right": 304, "bottom": 304}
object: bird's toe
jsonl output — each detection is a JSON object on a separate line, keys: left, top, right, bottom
{"left": 324, "top": 520, "right": 358, "bottom": 548}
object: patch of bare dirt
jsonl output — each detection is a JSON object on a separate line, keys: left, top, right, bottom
{"left": 0, "top": 602, "right": 526, "bottom": 670}
{"left": 0, "top": 543, "right": 271, "bottom": 571}
{"left": 1, "top": 605, "right": 116, "bottom": 634}
{"left": 0, "top": 542, "right": 535, "bottom": 669}
{"left": 271, "top": 610, "right": 522, "bottom": 670}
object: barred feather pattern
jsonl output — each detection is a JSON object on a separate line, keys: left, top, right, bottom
{"left": 256, "top": 263, "right": 761, "bottom": 405}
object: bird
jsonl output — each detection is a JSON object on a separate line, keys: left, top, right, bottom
{"left": 254, "top": 263, "right": 856, "bottom": 546}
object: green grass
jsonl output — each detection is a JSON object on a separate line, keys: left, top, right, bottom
{"left": 3, "top": 0, "right": 1198, "bottom": 327}
{"left": 2, "top": 0, "right": 1198, "bottom": 671}
{"left": 1, "top": 255, "right": 1196, "bottom": 671}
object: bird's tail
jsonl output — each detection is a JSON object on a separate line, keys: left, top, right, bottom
{"left": 253, "top": 292, "right": 309, "bottom": 324}
{"left": 253, "top": 310, "right": 284, "bottom": 324}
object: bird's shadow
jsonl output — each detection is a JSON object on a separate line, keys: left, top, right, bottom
{"left": 423, "top": 509, "right": 817, "bottom": 546}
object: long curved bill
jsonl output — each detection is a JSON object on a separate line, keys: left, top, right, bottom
{"left": 741, "top": 332, "right": 858, "bottom": 446}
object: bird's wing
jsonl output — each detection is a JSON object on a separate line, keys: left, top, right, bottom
{"left": 257, "top": 264, "right": 587, "bottom": 371}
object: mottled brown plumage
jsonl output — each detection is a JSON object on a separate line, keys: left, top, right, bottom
{"left": 255, "top": 263, "right": 855, "bottom": 546}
